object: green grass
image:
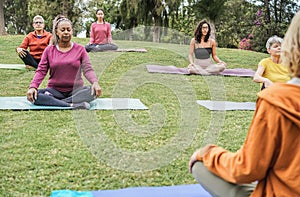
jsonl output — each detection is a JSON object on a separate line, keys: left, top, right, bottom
{"left": 0, "top": 35, "right": 268, "bottom": 196}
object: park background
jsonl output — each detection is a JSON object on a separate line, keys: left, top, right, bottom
{"left": 0, "top": 0, "right": 299, "bottom": 52}
{"left": 0, "top": 0, "right": 299, "bottom": 196}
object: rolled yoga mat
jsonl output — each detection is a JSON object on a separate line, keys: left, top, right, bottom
{"left": 0, "top": 97, "right": 148, "bottom": 110}
{"left": 50, "top": 184, "right": 211, "bottom": 197}
{"left": 196, "top": 100, "right": 256, "bottom": 111}
{"left": 146, "top": 65, "right": 255, "bottom": 77}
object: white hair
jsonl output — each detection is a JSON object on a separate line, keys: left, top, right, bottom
{"left": 266, "top": 35, "right": 283, "bottom": 49}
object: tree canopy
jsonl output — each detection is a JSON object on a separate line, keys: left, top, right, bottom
{"left": 1, "top": 0, "right": 299, "bottom": 52}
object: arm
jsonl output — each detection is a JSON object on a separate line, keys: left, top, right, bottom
{"left": 89, "top": 23, "right": 95, "bottom": 44}
{"left": 81, "top": 49, "right": 102, "bottom": 97}
{"left": 16, "top": 36, "right": 30, "bottom": 58}
{"left": 211, "top": 39, "right": 226, "bottom": 65}
{"left": 188, "top": 38, "right": 195, "bottom": 65}
{"left": 106, "top": 23, "right": 113, "bottom": 44}
{"left": 253, "top": 65, "right": 273, "bottom": 87}
{"left": 27, "top": 47, "right": 50, "bottom": 102}
{"left": 190, "top": 99, "right": 278, "bottom": 184}
{"left": 29, "top": 47, "right": 50, "bottom": 89}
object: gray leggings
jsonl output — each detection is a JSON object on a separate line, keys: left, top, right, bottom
{"left": 192, "top": 162, "right": 256, "bottom": 197}
{"left": 34, "top": 86, "right": 95, "bottom": 107}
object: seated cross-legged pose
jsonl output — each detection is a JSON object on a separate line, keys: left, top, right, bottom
{"left": 188, "top": 20, "right": 226, "bottom": 75}
{"left": 26, "top": 15, "right": 102, "bottom": 109}
{"left": 253, "top": 35, "right": 290, "bottom": 90}
{"left": 85, "top": 8, "right": 118, "bottom": 52}
{"left": 16, "top": 15, "right": 52, "bottom": 69}
{"left": 189, "top": 10, "right": 300, "bottom": 197}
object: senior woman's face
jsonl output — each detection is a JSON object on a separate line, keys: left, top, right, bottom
{"left": 56, "top": 21, "right": 73, "bottom": 43}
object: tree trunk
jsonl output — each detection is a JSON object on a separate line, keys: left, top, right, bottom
{"left": 0, "top": 0, "right": 7, "bottom": 35}
{"left": 153, "top": 16, "right": 160, "bottom": 42}
{"left": 62, "top": 0, "right": 69, "bottom": 17}
{"left": 128, "top": 28, "right": 133, "bottom": 41}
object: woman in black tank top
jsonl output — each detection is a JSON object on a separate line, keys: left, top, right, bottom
{"left": 187, "top": 20, "right": 226, "bottom": 75}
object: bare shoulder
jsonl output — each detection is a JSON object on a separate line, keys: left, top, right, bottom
{"left": 190, "top": 38, "right": 196, "bottom": 44}
{"left": 210, "top": 38, "right": 216, "bottom": 45}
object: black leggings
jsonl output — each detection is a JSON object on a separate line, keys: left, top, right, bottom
{"left": 34, "top": 86, "right": 95, "bottom": 107}
{"left": 19, "top": 50, "right": 40, "bottom": 68}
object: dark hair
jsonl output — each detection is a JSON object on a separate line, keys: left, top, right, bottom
{"left": 194, "top": 20, "right": 211, "bottom": 43}
{"left": 50, "top": 14, "right": 73, "bottom": 45}
{"left": 96, "top": 8, "right": 106, "bottom": 24}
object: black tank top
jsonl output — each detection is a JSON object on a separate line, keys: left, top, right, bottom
{"left": 194, "top": 47, "right": 212, "bottom": 59}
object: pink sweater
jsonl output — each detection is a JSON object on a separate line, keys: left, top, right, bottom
{"left": 89, "top": 22, "right": 112, "bottom": 44}
{"left": 30, "top": 43, "right": 98, "bottom": 92}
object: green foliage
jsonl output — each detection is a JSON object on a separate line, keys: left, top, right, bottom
{"left": 2, "top": 0, "right": 299, "bottom": 52}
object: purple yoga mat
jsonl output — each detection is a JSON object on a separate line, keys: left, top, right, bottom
{"left": 146, "top": 65, "right": 255, "bottom": 77}
{"left": 146, "top": 65, "right": 190, "bottom": 74}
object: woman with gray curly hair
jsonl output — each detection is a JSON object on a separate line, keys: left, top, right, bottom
{"left": 253, "top": 35, "right": 290, "bottom": 90}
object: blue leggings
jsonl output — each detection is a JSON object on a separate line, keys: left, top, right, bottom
{"left": 34, "top": 86, "right": 95, "bottom": 107}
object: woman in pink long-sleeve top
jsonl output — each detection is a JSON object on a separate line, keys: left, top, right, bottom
{"left": 26, "top": 15, "right": 102, "bottom": 109}
{"left": 85, "top": 8, "right": 118, "bottom": 52}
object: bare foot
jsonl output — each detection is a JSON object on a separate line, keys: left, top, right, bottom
{"left": 25, "top": 65, "right": 36, "bottom": 70}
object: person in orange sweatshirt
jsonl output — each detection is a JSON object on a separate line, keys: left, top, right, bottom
{"left": 189, "top": 10, "right": 300, "bottom": 197}
{"left": 16, "top": 15, "right": 52, "bottom": 69}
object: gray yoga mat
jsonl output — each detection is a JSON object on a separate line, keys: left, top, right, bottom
{"left": 116, "top": 48, "right": 147, "bottom": 52}
{"left": 0, "top": 97, "right": 148, "bottom": 110}
{"left": 146, "top": 65, "right": 255, "bottom": 77}
{"left": 0, "top": 64, "right": 26, "bottom": 70}
{"left": 197, "top": 100, "right": 256, "bottom": 111}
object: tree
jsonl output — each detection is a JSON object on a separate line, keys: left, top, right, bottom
{"left": 216, "top": 0, "right": 257, "bottom": 48}
{"left": 192, "top": 0, "right": 228, "bottom": 41}
{"left": 4, "top": 0, "right": 29, "bottom": 34}
{"left": 249, "top": 0, "right": 299, "bottom": 52}
{"left": 0, "top": 0, "right": 7, "bottom": 35}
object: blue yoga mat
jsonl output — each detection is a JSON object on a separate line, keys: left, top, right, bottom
{"left": 197, "top": 100, "right": 256, "bottom": 111}
{"left": 0, "top": 97, "right": 148, "bottom": 110}
{"left": 50, "top": 184, "right": 211, "bottom": 197}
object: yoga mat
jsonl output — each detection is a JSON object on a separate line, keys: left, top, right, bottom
{"left": 50, "top": 184, "right": 211, "bottom": 197}
{"left": 197, "top": 100, "right": 256, "bottom": 111}
{"left": 0, "top": 64, "right": 26, "bottom": 70}
{"left": 0, "top": 97, "right": 148, "bottom": 110}
{"left": 146, "top": 64, "right": 190, "bottom": 74}
{"left": 116, "top": 48, "right": 147, "bottom": 52}
{"left": 146, "top": 65, "right": 255, "bottom": 77}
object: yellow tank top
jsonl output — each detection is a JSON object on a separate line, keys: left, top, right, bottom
{"left": 259, "top": 57, "right": 290, "bottom": 83}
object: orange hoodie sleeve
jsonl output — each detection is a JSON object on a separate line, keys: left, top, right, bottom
{"left": 19, "top": 34, "right": 30, "bottom": 50}
{"left": 201, "top": 98, "right": 279, "bottom": 184}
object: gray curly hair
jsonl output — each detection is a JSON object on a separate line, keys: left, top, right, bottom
{"left": 266, "top": 35, "right": 283, "bottom": 49}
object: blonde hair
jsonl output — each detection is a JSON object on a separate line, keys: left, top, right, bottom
{"left": 281, "top": 11, "right": 300, "bottom": 77}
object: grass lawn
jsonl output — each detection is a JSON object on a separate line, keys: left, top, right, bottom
{"left": 0, "top": 35, "right": 268, "bottom": 196}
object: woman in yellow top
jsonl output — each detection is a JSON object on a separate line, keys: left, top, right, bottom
{"left": 253, "top": 35, "right": 290, "bottom": 90}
